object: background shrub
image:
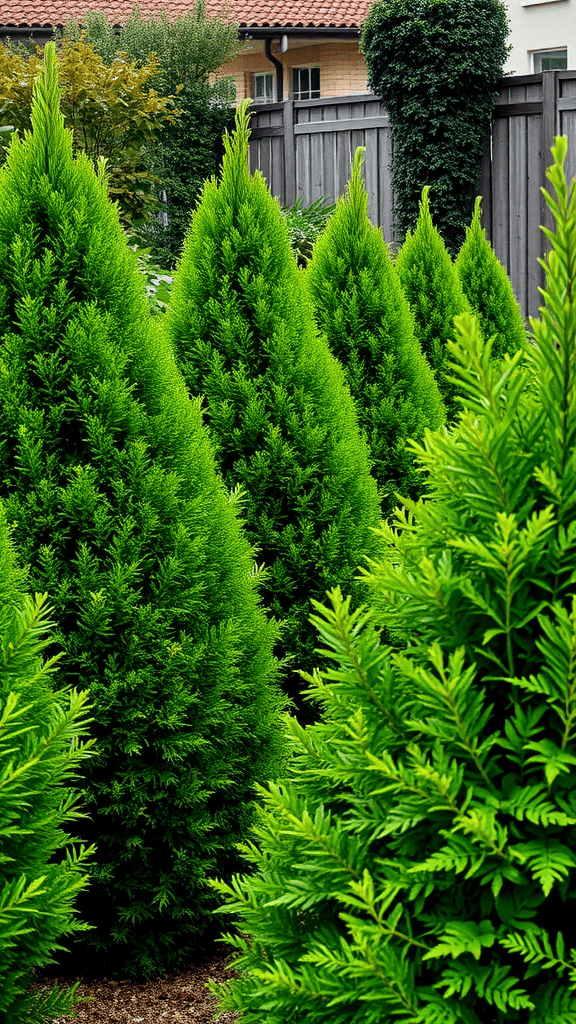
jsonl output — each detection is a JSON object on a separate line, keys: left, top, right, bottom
{"left": 306, "top": 147, "right": 445, "bottom": 511}
{"left": 66, "top": 5, "right": 241, "bottom": 265}
{"left": 361, "top": 0, "right": 509, "bottom": 250}
{"left": 211, "top": 137, "right": 576, "bottom": 1024}
{"left": 395, "top": 186, "right": 471, "bottom": 418}
{"left": 0, "top": 44, "right": 284, "bottom": 978}
{"left": 0, "top": 505, "right": 93, "bottom": 1024}
{"left": 0, "top": 38, "right": 178, "bottom": 234}
{"left": 455, "top": 196, "right": 527, "bottom": 358}
{"left": 166, "top": 103, "right": 381, "bottom": 715}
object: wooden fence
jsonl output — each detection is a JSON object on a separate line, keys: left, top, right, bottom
{"left": 248, "top": 71, "right": 576, "bottom": 318}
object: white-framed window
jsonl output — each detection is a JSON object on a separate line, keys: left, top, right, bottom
{"left": 253, "top": 72, "right": 274, "bottom": 104}
{"left": 292, "top": 65, "right": 320, "bottom": 101}
{"left": 532, "top": 47, "right": 568, "bottom": 72}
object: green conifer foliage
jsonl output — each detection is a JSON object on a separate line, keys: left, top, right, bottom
{"left": 166, "top": 103, "right": 381, "bottom": 710}
{"left": 395, "top": 186, "right": 471, "bottom": 418}
{"left": 455, "top": 196, "right": 527, "bottom": 358}
{"left": 0, "top": 44, "right": 284, "bottom": 978}
{"left": 0, "top": 504, "right": 93, "bottom": 1024}
{"left": 211, "top": 138, "right": 576, "bottom": 1023}
{"left": 306, "top": 148, "right": 445, "bottom": 512}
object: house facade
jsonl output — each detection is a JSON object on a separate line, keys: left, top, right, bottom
{"left": 0, "top": 0, "right": 574, "bottom": 92}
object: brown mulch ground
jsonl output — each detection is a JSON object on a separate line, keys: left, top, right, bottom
{"left": 32, "top": 951, "right": 240, "bottom": 1024}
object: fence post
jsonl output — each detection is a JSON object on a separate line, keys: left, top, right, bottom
{"left": 283, "top": 98, "right": 296, "bottom": 207}
{"left": 541, "top": 70, "right": 559, "bottom": 240}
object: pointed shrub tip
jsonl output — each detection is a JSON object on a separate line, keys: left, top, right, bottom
{"left": 345, "top": 146, "right": 368, "bottom": 219}
{"left": 222, "top": 97, "right": 252, "bottom": 177}
{"left": 31, "top": 40, "right": 65, "bottom": 144}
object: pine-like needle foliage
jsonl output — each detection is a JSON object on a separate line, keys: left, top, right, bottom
{"left": 0, "top": 505, "right": 93, "bottom": 1024}
{"left": 455, "top": 196, "right": 527, "bottom": 358}
{"left": 0, "top": 44, "right": 285, "bottom": 978}
{"left": 306, "top": 148, "right": 445, "bottom": 512}
{"left": 166, "top": 103, "right": 381, "bottom": 712}
{"left": 211, "top": 138, "right": 576, "bottom": 1024}
{"left": 395, "top": 186, "right": 471, "bottom": 418}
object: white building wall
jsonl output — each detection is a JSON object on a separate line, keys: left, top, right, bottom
{"left": 504, "top": 0, "right": 576, "bottom": 74}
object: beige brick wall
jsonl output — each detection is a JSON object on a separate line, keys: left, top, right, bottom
{"left": 213, "top": 38, "right": 369, "bottom": 103}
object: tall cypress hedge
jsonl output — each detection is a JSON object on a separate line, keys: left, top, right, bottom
{"left": 0, "top": 506, "right": 93, "bottom": 1024}
{"left": 395, "top": 187, "right": 472, "bottom": 418}
{"left": 166, "top": 103, "right": 382, "bottom": 711}
{"left": 306, "top": 148, "right": 445, "bottom": 512}
{"left": 361, "top": 0, "right": 509, "bottom": 250}
{"left": 0, "top": 44, "right": 284, "bottom": 978}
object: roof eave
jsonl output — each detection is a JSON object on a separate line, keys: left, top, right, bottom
{"left": 239, "top": 25, "right": 361, "bottom": 38}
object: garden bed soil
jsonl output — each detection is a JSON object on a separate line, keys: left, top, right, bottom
{"left": 32, "top": 951, "right": 239, "bottom": 1024}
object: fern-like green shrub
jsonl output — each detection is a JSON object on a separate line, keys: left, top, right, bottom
{"left": 455, "top": 197, "right": 527, "bottom": 358}
{"left": 395, "top": 186, "right": 471, "bottom": 419}
{"left": 0, "top": 45, "right": 285, "bottom": 978}
{"left": 281, "top": 195, "right": 336, "bottom": 267}
{"left": 0, "top": 505, "right": 93, "bottom": 1024}
{"left": 211, "top": 137, "right": 576, "bottom": 1024}
{"left": 166, "top": 102, "right": 381, "bottom": 712}
{"left": 306, "top": 148, "right": 445, "bottom": 512}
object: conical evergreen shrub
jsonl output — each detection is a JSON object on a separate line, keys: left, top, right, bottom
{"left": 0, "top": 506, "right": 93, "bottom": 1024}
{"left": 455, "top": 196, "right": 527, "bottom": 358}
{"left": 306, "top": 148, "right": 445, "bottom": 512}
{"left": 0, "top": 44, "right": 285, "bottom": 978}
{"left": 166, "top": 103, "right": 381, "bottom": 710}
{"left": 395, "top": 186, "right": 471, "bottom": 418}
{"left": 211, "top": 138, "right": 576, "bottom": 1023}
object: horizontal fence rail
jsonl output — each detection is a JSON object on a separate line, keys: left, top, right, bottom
{"left": 249, "top": 71, "right": 576, "bottom": 318}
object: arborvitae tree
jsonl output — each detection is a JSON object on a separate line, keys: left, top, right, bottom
{"left": 211, "top": 138, "right": 576, "bottom": 1024}
{"left": 306, "top": 147, "right": 445, "bottom": 513}
{"left": 0, "top": 506, "right": 93, "bottom": 1024}
{"left": 455, "top": 196, "right": 527, "bottom": 358}
{"left": 0, "top": 44, "right": 284, "bottom": 978}
{"left": 166, "top": 103, "right": 381, "bottom": 712}
{"left": 395, "top": 186, "right": 472, "bottom": 418}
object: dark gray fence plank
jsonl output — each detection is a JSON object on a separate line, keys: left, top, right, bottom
{"left": 249, "top": 74, "right": 576, "bottom": 317}
{"left": 527, "top": 113, "right": 543, "bottom": 320}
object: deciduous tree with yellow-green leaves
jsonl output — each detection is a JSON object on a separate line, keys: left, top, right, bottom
{"left": 0, "top": 38, "right": 178, "bottom": 231}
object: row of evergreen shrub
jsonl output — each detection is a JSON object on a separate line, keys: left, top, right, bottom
{"left": 1, "top": 44, "right": 533, "bottom": 1018}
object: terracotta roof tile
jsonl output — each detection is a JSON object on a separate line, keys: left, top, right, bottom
{"left": 0, "top": 0, "right": 370, "bottom": 29}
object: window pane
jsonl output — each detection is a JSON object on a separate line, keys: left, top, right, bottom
{"left": 292, "top": 68, "right": 299, "bottom": 96}
{"left": 301, "top": 67, "right": 310, "bottom": 94}
{"left": 265, "top": 73, "right": 274, "bottom": 100}
{"left": 542, "top": 54, "right": 567, "bottom": 70}
{"left": 534, "top": 48, "right": 567, "bottom": 72}
{"left": 255, "top": 75, "right": 264, "bottom": 98}
{"left": 311, "top": 66, "right": 320, "bottom": 95}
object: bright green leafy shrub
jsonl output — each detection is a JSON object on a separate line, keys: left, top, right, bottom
{"left": 0, "top": 44, "right": 284, "bottom": 978}
{"left": 455, "top": 196, "right": 527, "bottom": 358}
{"left": 395, "top": 186, "right": 471, "bottom": 417}
{"left": 361, "top": 0, "right": 509, "bottom": 250}
{"left": 0, "top": 505, "right": 93, "bottom": 1024}
{"left": 211, "top": 137, "right": 576, "bottom": 1024}
{"left": 306, "top": 148, "right": 445, "bottom": 511}
{"left": 166, "top": 102, "right": 381, "bottom": 714}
